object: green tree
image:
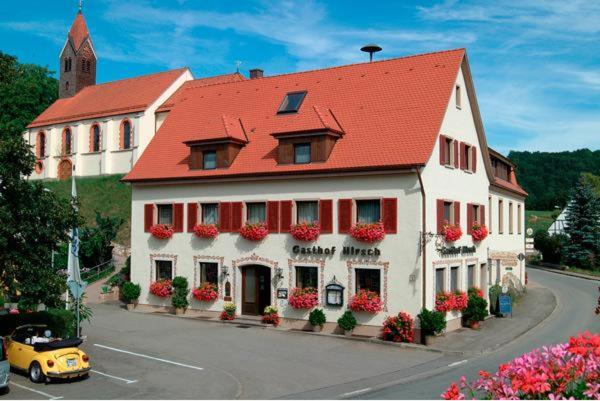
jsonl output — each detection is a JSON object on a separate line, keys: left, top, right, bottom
{"left": 563, "top": 176, "right": 600, "bottom": 269}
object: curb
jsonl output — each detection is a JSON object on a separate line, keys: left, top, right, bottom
{"left": 528, "top": 265, "right": 600, "bottom": 282}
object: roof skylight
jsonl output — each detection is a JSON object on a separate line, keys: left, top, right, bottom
{"left": 277, "top": 91, "right": 307, "bottom": 114}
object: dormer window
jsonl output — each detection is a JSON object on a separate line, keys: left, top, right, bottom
{"left": 203, "top": 150, "right": 217, "bottom": 169}
{"left": 294, "top": 143, "right": 311, "bottom": 164}
{"left": 277, "top": 91, "right": 307, "bottom": 114}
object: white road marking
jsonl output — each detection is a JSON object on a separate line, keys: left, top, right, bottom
{"left": 10, "top": 382, "right": 63, "bottom": 400}
{"left": 448, "top": 359, "right": 468, "bottom": 367}
{"left": 93, "top": 343, "right": 204, "bottom": 371}
{"left": 341, "top": 387, "right": 372, "bottom": 397}
{"left": 91, "top": 369, "right": 138, "bottom": 384}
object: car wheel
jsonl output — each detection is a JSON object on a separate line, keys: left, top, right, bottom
{"left": 29, "top": 362, "right": 46, "bottom": 384}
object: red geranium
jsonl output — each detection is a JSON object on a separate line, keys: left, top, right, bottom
{"left": 468, "top": 286, "right": 484, "bottom": 298}
{"left": 288, "top": 287, "right": 319, "bottom": 309}
{"left": 471, "top": 223, "right": 488, "bottom": 242}
{"left": 220, "top": 310, "right": 235, "bottom": 320}
{"left": 290, "top": 222, "right": 320, "bottom": 242}
{"left": 435, "top": 290, "right": 468, "bottom": 313}
{"left": 349, "top": 289, "right": 383, "bottom": 313}
{"left": 193, "top": 223, "right": 219, "bottom": 239}
{"left": 149, "top": 279, "right": 172, "bottom": 298}
{"left": 442, "top": 222, "right": 462, "bottom": 242}
{"left": 453, "top": 290, "right": 468, "bottom": 311}
{"left": 192, "top": 282, "right": 218, "bottom": 302}
{"left": 350, "top": 221, "right": 385, "bottom": 243}
{"left": 381, "top": 311, "right": 414, "bottom": 343}
{"left": 262, "top": 313, "right": 280, "bottom": 326}
{"left": 150, "top": 224, "right": 174, "bottom": 239}
{"left": 239, "top": 223, "right": 268, "bottom": 241}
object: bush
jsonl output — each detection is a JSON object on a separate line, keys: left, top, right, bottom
{"left": 463, "top": 294, "right": 489, "bottom": 323}
{"left": 381, "top": 312, "right": 414, "bottom": 343}
{"left": 337, "top": 310, "right": 357, "bottom": 331}
{"left": 0, "top": 309, "right": 76, "bottom": 338}
{"left": 122, "top": 282, "right": 141, "bottom": 302}
{"left": 489, "top": 284, "right": 502, "bottom": 316}
{"left": 171, "top": 276, "right": 189, "bottom": 309}
{"left": 534, "top": 230, "right": 568, "bottom": 264}
{"left": 418, "top": 308, "right": 446, "bottom": 336}
{"left": 309, "top": 308, "right": 326, "bottom": 326}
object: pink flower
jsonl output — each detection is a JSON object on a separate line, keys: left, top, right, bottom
{"left": 288, "top": 287, "right": 319, "bottom": 309}
{"left": 442, "top": 222, "right": 462, "bottom": 242}
{"left": 381, "top": 312, "right": 414, "bottom": 343}
{"left": 149, "top": 279, "right": 172, "bottom": 298}
{"left": 349, "top": 290, "right": 383, "bottom": 313}
{"left": 290, "top": 222, "right": 320, "bottom": 242}
{"left": 193, "top": 223, "right": 219, "bottom": 239}
{"left": 150, "top": 224, "right": 174, "bottom": 239}
{"left": 240, "top": 223, "right": 269, "bottom": 241}
{"left": 349, "top": 221, "right": 385, "bottom": 242}
{"left": 471, "top": 223, "right": 488, "bottom": 242}
{"left": 192, "top": 282, "right": 218, "bottom": 302}
{"left": 442, "top": 383, "right": 465, "bottom": 400}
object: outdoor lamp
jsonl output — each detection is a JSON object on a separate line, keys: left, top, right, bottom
{"left": 325, "top": 276, "right": 344, "bottom": 307}
{"left": 274, "top": 267, "right": 284, "bottom": 280}
{"left": 221, "top": 265, "right": 229, "bottom": 279}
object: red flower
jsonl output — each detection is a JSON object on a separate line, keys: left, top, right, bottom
{"left": 193, "top": 223, "right": 219, "bottom": 239}
{"left": 288, "top": 287, "right": 319, "bottom": 309}
{"left": 441, "top": 383, "right": 464, "bottom": 400}
{"left": 290, "top": 222, "right": 320, "bottom": 242}
{"left": 349, "top": 221, "right": 385, "bottom": 243}
{"left": 149, "top": 279, "right": 172, "bottom": 298}
{"left": 442, "top": 222, "right": 462, "bottom": 242}
{"left": 261, "top": 312, "right": 280, "bottom": 326}
{"left": 239, "top": 223, "right": 269, "bottom": 241}
{"left": 349, "top": 289, "right": 383, "bottom": 313}
{"left": 435, "top": 291, "right": 468, "bottom": 313}
{"left": 150, "top": 224, "right": 174, "bottom": 239}
{"left": 381, "top": 311, "right": 414, "bottom": 343}
{"left": 192, "top": 282, "right": 218, "bottom": 302}
{"left": 220, "top": 310, "right": 235, "bottom": 320}
{"left": 471, "top": 223, "right": 488, "bottom": 242}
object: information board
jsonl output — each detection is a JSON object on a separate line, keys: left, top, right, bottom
{"left": 499, "top": 294, "right": 512, "bottom": 316}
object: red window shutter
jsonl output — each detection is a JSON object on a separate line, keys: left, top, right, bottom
{"left": 267, "top": 201, "right": 280, "bottom": 233}
{"left": 144, "top": 204, "right": 154, "bottom": 232}
{"left": 280, "top": 201, "right": 293, "bottom": 232}
{"left": 338, "top": 199, "right": 353, "bottom": 234}
{"left": 436, "top": 199, "right": 444, "bottom": 234}
{"left": 472, "top": 146, "right": 477, "bottom": 172}
{"left": 381, "top": 198, "right": 397, "bottom": 234}
{"left": 173, "top": 203, "right": 184, "bottom": 232}
{"left": 439, "top": 135, "right": 446, "bottom": 165}
{"left": 219, "top": 202, "right": 231, "bottom": 232}
{"left": 231, "top": 202, "right": 243, "bottom": 231}
{"left": 466, "top": 203, "right": 473, "bottom": 234}
{"left": 187, "top": 203, "right": 198, "bottom": 232}
{"left": 460, "top": 142, "right": 467, "bottom": 170}
{"left": 453, "top": 140, "right": 459, "bottom": 168}
{"left": 454, "top": 201, "right": 461, "bottom": 228}
{"left": 480, "top": 204, "right": 486, "bottom": 226}
{"left": 319, "top": 199, "right": 333, "bottom": 234}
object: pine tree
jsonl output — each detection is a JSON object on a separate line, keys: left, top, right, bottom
{"left": 564, "top": 176, "right": 600, "bottom": 269}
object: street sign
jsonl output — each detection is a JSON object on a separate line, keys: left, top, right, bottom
{"left": 518, "top": 253, "right": 526, "bottom": 261}
{"left": 499, "top": 294, "right": 512, "bottom": 317}
{"left": 67, "top": 280, "right": 87, "bottom": 300}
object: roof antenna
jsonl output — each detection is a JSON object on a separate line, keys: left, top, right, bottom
{"left": 360, "top": 44, "right": 382, "bottom": 62}
{"left": 236, "top": 60, "right": 242, "bottom": 73}
{"left": 78, "top": 0, "right": 83, "bottom": 13}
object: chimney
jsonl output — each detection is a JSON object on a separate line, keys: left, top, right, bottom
{"left": 249, "top": 69, "right": 264, "bottom": 79}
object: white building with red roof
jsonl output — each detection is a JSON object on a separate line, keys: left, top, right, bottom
{"left": 122, "top": 48, "right": 527, "bottom": 338}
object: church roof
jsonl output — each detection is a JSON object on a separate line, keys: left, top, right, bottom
{"left": 69, "top": 11, "right": 91, "bottom": 51}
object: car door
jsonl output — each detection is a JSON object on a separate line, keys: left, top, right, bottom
{"left": 7, "top": 337, "right": 34, "bottom": 370}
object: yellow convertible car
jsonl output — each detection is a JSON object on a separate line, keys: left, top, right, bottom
{"left": 5, "top": 325, "right": 90, "bottom": 383}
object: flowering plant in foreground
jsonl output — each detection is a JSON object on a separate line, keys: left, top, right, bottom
{"left": 193, "top": 223, "right": 219, "bottom": 239}
{"left": 239, "top": 223, "right": 269, "bottom": 241}
{"left": 149, "top": 279, "right": 172, "bottom": 298}
{"left": 435, "top": 291, "right": 468, "bottom": 313}
{"left": 192, "top": 282, "right": 218, "bottom": 302}
{"left": 468, "top": 287, "right": 484, "bottom": 298}
{"left": 261, "top": 305, "right": 280, "bottom": 326}
{"left": 150, "top": 224, "right": 174, "bottom": 239}
{"left": 290, "top": 222, "right": 320, "bottom": 242}
{"left": 471, "top": 223, "right": 489, "bottom": 242}
{"left": 288, "top": 287, "right": 319, "bottom": 309}
{"left": 442, "top": 331, "right": 600, "bottom": 400}
{"left": 381, "top": 312, "right": 414, "bottom": 343}
{"left": 442, "top": 222, "right": 462, "bottom": 242}
{"left": 349, "top": 289, "right": 383, "bottom": 313}
{"left": 220, "top": 302, "right": 236, "bottom": 321}
{"left": 350, "top": 221, "right": 385, "bottom": 243}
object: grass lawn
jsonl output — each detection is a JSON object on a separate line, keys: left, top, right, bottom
{"left": 526, "top": 210, "right": 556, "bottom": 234}
{"left": 566, "top": 267, "right": 600, "bottom": 277}
{"left": 43, "top": 174, "right": 131, "bottom": 246}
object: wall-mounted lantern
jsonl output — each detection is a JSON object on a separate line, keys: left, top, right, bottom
{"left": 325, "top": 276, "right": 344, "bottom": 307}
{"left": 274, "top": 267, "right": 284, "bottom": 281}
{"left": 221, "top": 265, "right": 230, "bottom": 280}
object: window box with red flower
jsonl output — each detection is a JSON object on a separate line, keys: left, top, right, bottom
{"left": 435, "top": 291, "right": 454, "bottom": 313}
{"left": 192, "top": 282, "right": 218, "bottom": 302}
{"left": 289, "top": 222, "right": 320, "bottom": 242}
{"left": 471, "top": 223, "right": 488, "bottom": 242}
{"left": 288, "top": 287, "right": 319, "bottom": 309}
{"left": 442, "top": 222, "right": 462, "bottom": 242}
{"left": 193, "top": 223, "right": 219, "bottom": 239}
{"left": 349, "top": 221, "right": 385, "bottom": 243}
{"left": 239, "top": 223, "right": 269, "bottom": 241}
{"left": 381, "top": 311, "right": 414, "bottom": 343}
{"left": 150, "top": 224, "right": 174, "bottom": 240}
{"left": 149, "top": 279, "right": 172, "bottom": 298}
{"left": 452, "top": 290, "right": 468, "bottom": 311}
{"left": 349, "top": 289, "right": 383, "bottom": 313}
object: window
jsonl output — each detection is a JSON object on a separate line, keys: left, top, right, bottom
{"left": 277, "top": 91, "right": 307, "bottom": 113}
{"left": 200, "top": 262, "right": 218, "bottom": 285}
{"left": 65, "top": 81, "right": 69, "bottom": 91}
{"left": 444, "top": 137, "right": 453, "bottom": 165}
{"left": 203, "top": 150, "right": 216, "bottom": 170}
{"left": 455, "top": 85, "right": 461, "bottom": 109}
{"left": 450, "top": 266, "right": 460, "bottom": 291}
{"left": 157, "top": 204, "right": 173, "bottom": 225}
{"left": 355, "top": 268, "right": 380, "bottom": 295}
{"left": 202, "top": 203, "right": 219, "bottom": 224}
{"left": 488, "top": 196, "right": 493, "bottom": 233}
{"left": 468, "top": 264, "right": 475, "bottom": 288}
{"left": 480, "top": 263, "right": 487, "bottom": 292}
{"left": 296, "top": 201, "right": 318, "bottom": 223}
{"left": 82, "top": 58, "right": 87, "bottom": 72}
{"left": 518, "top": 204, "right": 522, "bottom": 235}
{"left": 435, "top": 268, "right": 445, "bottom": 294}
{"left": 64, "top": 128, "right": 72, "bottom": 155}
{"left": 473, "top": 204, "right": 481, "bottom": 224}
{"left": 155, "top": 260, "right": 173, "bottom": 281}
{"left": 443, "top": 201, "right": 454, "bottom": 224}
{"left": 246, "top": 202, "right": 266, "bottom": 224}
{"left": 464, "top": 144, "right": 472, "bottom": 171}
{"left": 295, "top": 266, "right": 318, "bottom": 288}
{"left": 498, "top": 199, "right": 504, "bottom": 234}
{"left": 356, "top": 199, "right": 380, "bottom": 224}
{"left": 509, "top": 202, "right": 514, "bottom": 234}
{"left": 64, "top": 58, "right": 72, "bottom": 72}
{"left": 122, "top": 120, "right": 132, "bottom": 149}
{"left": 38, "top": 132, "right": 46, "bottom": 158}
{"left": 294, "top": 143, "right": 311, "bottom": 164}
{"left": 92, "top": 124, "right": 100, "bottom": 152}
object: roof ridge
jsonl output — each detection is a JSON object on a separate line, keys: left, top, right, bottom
{"left": 85, "top": 67, "right": 188, "bottom": 90}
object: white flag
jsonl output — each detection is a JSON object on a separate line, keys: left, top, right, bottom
{"left": 67, "top": 166, "right": 82, "bottom": 284}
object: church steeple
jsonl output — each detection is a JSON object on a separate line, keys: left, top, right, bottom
{"left": 59, "top": 7, "right": 96, "bottom": 98}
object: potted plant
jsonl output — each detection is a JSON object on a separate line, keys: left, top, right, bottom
{"left": 349, "top": 221, "right": 385, "bottom": 242}
{"left": 417, "top": 308, "right": 446, "bottom": 345}
{"left": 289, "top": 222, "right": 320, "bottom": 242}
{"left": 442, "top": 222, "right": 462, "bottom": 242}
{"left": 193, "top": 223, "right": 219, "bottom": 239}
{"left": 150, "top": 224, "right": 174, "bottom": 239}
{"left": 171, "top": 276, "right": 189, "bottom": 315}
{"left": 471, "top": 223, "right": 488, "bottom": 242}
{"left": 261, "top": 305, "right": 280, "bottom": 326}
{"left": 309, "top": 308, "right": 326, "bottom": 332}
{"left": 239, "top": 223, "right": 269, "bottom": 241}
{"left": 381, "top": 312, "right": 414, "bottom": 343}
{"left": 149, "top": 279, "right": 172, "bottom": 298}
{"left": 220, "top": 302, "right": 236, "bottom": 320}
{"left": 337, "top": 310, "right": 357, "bottom": 336}
{"left": 122, "top": 282, "right": 141, "bottom": 311}
{"left": 462, "top": 292, "right": 489, "bottom": 329}
{"left": 192, "top": 282, "right": 219, "bottom": 302}
{"left": 288, "top": 287, "right": 319, "bottom": 309}
{"left": 348, "top": 289, "right": 383, "bottom": 313}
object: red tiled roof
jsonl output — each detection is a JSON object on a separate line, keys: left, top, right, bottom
{"left": 28, "top": 68, "right": 189, "bottom": 128}
{"left": 69, "top": 12, "right": 90, "bottom": 51}
{"left": 183, "top": 115, "right": 248, "bottom": 145}
{"left": 493, "top": 177, "right": 528, "bottom": 197}
{"left": 272, "top": 105, "right": 344, "bottom": 137}
{"left": 124, "top": 49, "right": 466, "bottom": 182}
{"left": 156, "top": 73, "right": 246, "bottom": 113}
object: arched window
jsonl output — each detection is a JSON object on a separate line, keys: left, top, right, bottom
{"left": 121, "top": 120, "right": 132, "bottom": 150}
{"left": 37, "top": 131, "right": 46, "bottom": 158}
{"left": 63, "top": 128, "right": 72, "bottom": 155}
{"left": 65, "top": 81, "right": 70, "bottom": 91}
{"left": 90, "top": 124, "right": 101, "bottom": 152}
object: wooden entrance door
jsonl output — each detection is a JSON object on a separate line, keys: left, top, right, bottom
{"left": 57, "top": 159, "right": 72, "bottom": 180}
{"left": 241, "top": 265, "right": 271, "bottom": 315}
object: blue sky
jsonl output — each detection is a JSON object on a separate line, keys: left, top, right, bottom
{"left": 1, "top": 0, "right": 599, "bottom": 154}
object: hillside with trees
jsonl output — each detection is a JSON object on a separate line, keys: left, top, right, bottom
{"left": 508, "top": 149, "right": 600, "bottom": 210}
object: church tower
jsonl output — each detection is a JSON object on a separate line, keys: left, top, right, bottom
{"left": 59, "top": 6, "right": 96, "bottom": 98}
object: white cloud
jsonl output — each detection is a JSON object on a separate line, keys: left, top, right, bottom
{"left": 0, "top": 21, "right": 66, "bottom": 45}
